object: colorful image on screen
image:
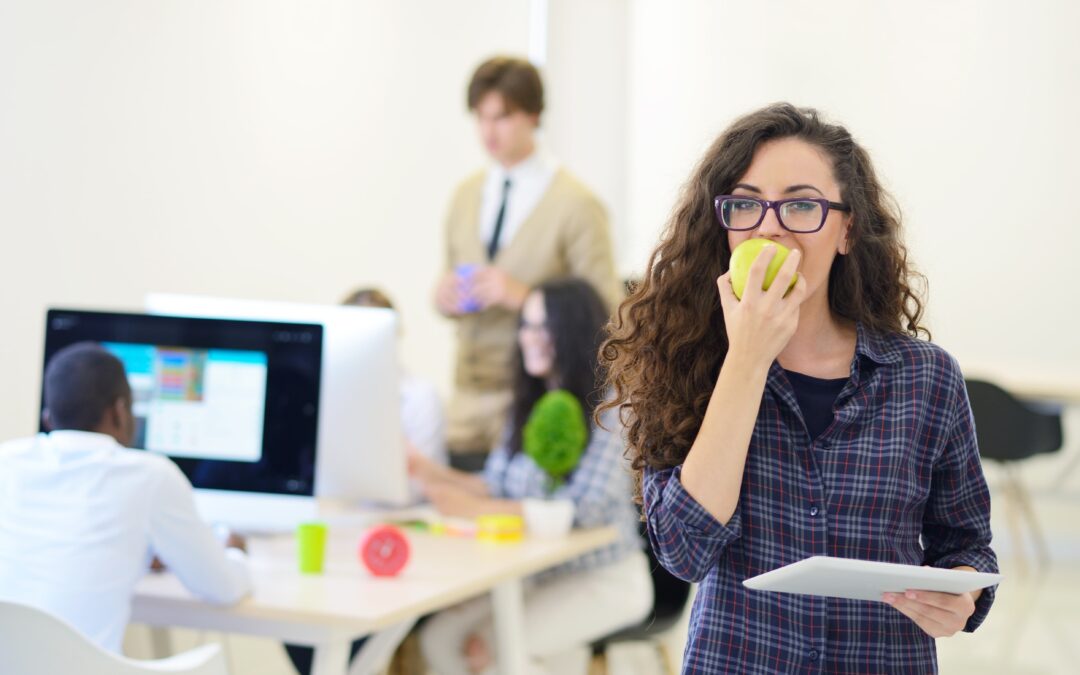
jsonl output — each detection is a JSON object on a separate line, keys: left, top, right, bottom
{"left": 103, "top": 342, "right": 268, "bottom": 463}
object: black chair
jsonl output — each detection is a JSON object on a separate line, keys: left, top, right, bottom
{"left": 965, "top": 379, "right": 1064, "bottom": 571}
{"left": 591, "top": 518, "right": 692, "bottom": 668}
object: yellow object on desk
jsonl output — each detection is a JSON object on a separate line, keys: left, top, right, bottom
{"left": 476, "top": 514, "right": 525, "bottom": 543}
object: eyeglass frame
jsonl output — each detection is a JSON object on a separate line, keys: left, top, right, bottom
{"left": 713, "top": 194, "right": 851, "bottom": 233}
{"left": 517, "top": 318, "right": 550, "bottom": 336}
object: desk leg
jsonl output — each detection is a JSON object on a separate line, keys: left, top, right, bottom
{"left": 311, "top": 640, "right": 350, "bottom": 675}
{"left": 492, "top": 578, "right": 528, "bottom": 675}
{"left": 148, "top": 627, "right": 172, "bottom": 658}
{"left": 348, "top": 619, "right": 416, "bottom": 675}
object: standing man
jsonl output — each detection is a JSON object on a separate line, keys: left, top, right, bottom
{"left": 433, "top": 56, "right": 620, "bottom": 470}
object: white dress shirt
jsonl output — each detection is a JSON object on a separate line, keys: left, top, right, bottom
{"left": 400, "top": 371, "right": 447, "bottom": 502}
{"left": 400, "top": 372, "right": 446, "bottom": 467}
{"left": 478, "top": 146, "right": 559, "bottom": 254}
{"left": 0, "top": 431, "right": 251, "bottom": 653}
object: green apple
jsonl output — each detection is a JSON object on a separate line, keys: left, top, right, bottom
{"left": 729, "top": 238, "right": 798, "bottom": 299}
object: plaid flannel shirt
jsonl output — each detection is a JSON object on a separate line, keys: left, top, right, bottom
{"left": 645, "top": 324, "right": 997, "bottom": 674}
{"left": 484, "top": 405, "right": 643, "bottom": 579}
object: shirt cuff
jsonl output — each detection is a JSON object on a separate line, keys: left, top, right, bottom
{"left": 224, "top": 547, "right": 248, "bottom": 563}
{"left": 930, "top": 550, "right": 998, "bottom": 632}
{"left": 965, "top": 581, "right": 996, "bottom": 632}
{"left": 659, "top": 465, "right": 742, "bottom": 543}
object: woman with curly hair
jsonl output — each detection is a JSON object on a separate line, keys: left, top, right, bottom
{"left": 599, "top": 103, "right": 997, "bottom": 673}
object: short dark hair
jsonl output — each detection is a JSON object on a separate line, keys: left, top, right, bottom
{"left": 341, "top": 287, "right": 394, "bottom": 310}
{"left": 43, "top": 342, "right": 131, "bottom": 431}
{"left": 467, "top": 56, "right": 544, "bottom": 116}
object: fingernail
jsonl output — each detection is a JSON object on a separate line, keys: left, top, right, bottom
{"left": 905, "top": 591, "right": 917, "bottom": 600}
{"left": 883, "top": 593, "right": 895, "bottom": 603}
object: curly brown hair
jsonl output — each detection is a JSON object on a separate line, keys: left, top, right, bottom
{"left": 598, "top": 103, "right": 927, "bottom": 479}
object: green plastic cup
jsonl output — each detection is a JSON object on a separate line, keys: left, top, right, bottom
{"left": 296, "top": 522, "right": 328, "bottom": 574}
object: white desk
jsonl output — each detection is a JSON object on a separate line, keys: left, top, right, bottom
{"left": 962, "top": 363, "right": 1080, "bottom": 490}
{"left": 132, "top": 525, "right": 617, "bottom": 675}
{"left": 960, "top": 363, "right": 1080, "bottom": 404}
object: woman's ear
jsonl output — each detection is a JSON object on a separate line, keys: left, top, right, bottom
{"left": 837, "top": 216, "right": 853, "bottom": 255}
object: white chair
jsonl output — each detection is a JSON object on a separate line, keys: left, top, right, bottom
{"left": 0, "top": 601, "right": 228, "bottom": 675}
{"left": 347, "top": 618, "right": 417, "bottom": 675}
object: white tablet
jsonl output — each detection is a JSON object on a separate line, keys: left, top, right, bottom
{"left": 743, "top": 556, "right": 1001, "bottom": 602}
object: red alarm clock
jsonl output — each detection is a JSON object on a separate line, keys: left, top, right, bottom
{"left": 358, "top": 525, "right": 410, "bottom": 577}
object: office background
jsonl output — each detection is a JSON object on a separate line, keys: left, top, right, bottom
{"left": 2, "top": 0, "right": 1077, "bottom": 442}
{"left": 1, "top": 2, "right": 1078, "bottom": 672}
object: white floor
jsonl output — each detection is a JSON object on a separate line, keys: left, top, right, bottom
{"left": 935, "top": 429, "right": 1080, "bottom": 675}
{"left": 126, "top": 409, "right": 1080, "bottom": 674}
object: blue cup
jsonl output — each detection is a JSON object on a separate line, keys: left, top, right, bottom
{"left": 455, "top": 264, "right": 481, "bottom": 313}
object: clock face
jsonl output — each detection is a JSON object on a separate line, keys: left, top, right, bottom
{"left": 359, "top": 525, "right": 410, "bottom": 577}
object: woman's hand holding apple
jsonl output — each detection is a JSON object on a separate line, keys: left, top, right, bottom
{"left": 717, "top": 244, "right": 806, "bottom": 370}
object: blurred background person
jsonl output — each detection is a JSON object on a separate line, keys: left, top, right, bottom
{"left": 343, "top": 286, "right": 447, "bottom": 471}
{"left": 433, "top": 56, "right": 620, "bottom": 471}
{"left": 414, "top": 277, "right": 649, "bottom": 675}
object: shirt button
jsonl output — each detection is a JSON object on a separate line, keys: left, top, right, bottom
{"left": 819, "top": 441, "right": 831, "bottom": 450}
{"left": 809, "top": 505, "right": 819, "bottom": 517}
{"left": 808, "top": 649, "right": 819, "bottom": 661}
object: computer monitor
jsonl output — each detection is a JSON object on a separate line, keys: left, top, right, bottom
{"left": 41, "top": 309, "right": 326, "bottom": 530}
{"left": 145, "top": 294, "right": 409, "bottom": 509}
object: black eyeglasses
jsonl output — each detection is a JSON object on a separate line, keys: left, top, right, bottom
{"left": 713, "top": 195, "right": 850, "bottom": 233}
{"left": 518, "top": 318, "right": 549, "bottom": 335}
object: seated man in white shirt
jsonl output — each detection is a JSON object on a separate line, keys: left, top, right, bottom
{"left": 0, "top": 342, "right": 252, "bottom": 653}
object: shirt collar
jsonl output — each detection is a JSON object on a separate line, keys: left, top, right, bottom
{"left": 491, "top": 145, "right": 555, "bottom": 186}
{"left": 39, "top": 430, "right": 125, "bottom": 453}
{"left": 766, "top": 321, "right": 900, "bottom": 406}
{"left": 854, "top": 321, "right": 903, "bottom": 367}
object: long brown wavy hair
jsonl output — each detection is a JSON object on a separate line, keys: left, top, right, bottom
{"left": 598, "top": 103, "right": 927, "bottom": 480}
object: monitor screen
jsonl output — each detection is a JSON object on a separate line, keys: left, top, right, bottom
{"left": 103, "top": 342, "right": 268, "bottom": 463}
{"left": 42, "top": 309, "right": 323, "bottom": 497}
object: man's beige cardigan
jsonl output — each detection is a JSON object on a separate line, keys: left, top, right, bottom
{"left": 443, "top": 168, "right": 621, "bottom": 454}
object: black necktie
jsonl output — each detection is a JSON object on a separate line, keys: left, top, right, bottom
{"left": 487, "top": 178, "right": 512, "bottom": 261}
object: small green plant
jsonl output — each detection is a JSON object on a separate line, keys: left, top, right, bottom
{"left": 523, "top": 390, "right": 588, "bottom": 492}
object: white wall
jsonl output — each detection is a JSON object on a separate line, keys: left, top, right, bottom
{"left": 0, "top": 0, "right": 531, "bottom": 440}
{"left": 543, "top": 0, "right": 629, "bottom": 274}
{"left": 625, "top": 0, "right": 1080, "bottom": 379}
{"left": 2, "top": 0, "right": 1077, "bottom": 443}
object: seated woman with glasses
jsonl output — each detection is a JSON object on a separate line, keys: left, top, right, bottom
{"left": 410, "top": 277, "right": 651, "bottom": 675}
{"left": 599, "top": 103, "right": 997, "bottom": 673}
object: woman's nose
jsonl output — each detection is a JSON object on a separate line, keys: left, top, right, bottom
{"left": 757, "top": 205, "right": 785, "bottom": 237}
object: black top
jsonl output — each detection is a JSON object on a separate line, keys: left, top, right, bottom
{"left": 785, "top": 369, "right": 848, "bottom": 440}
